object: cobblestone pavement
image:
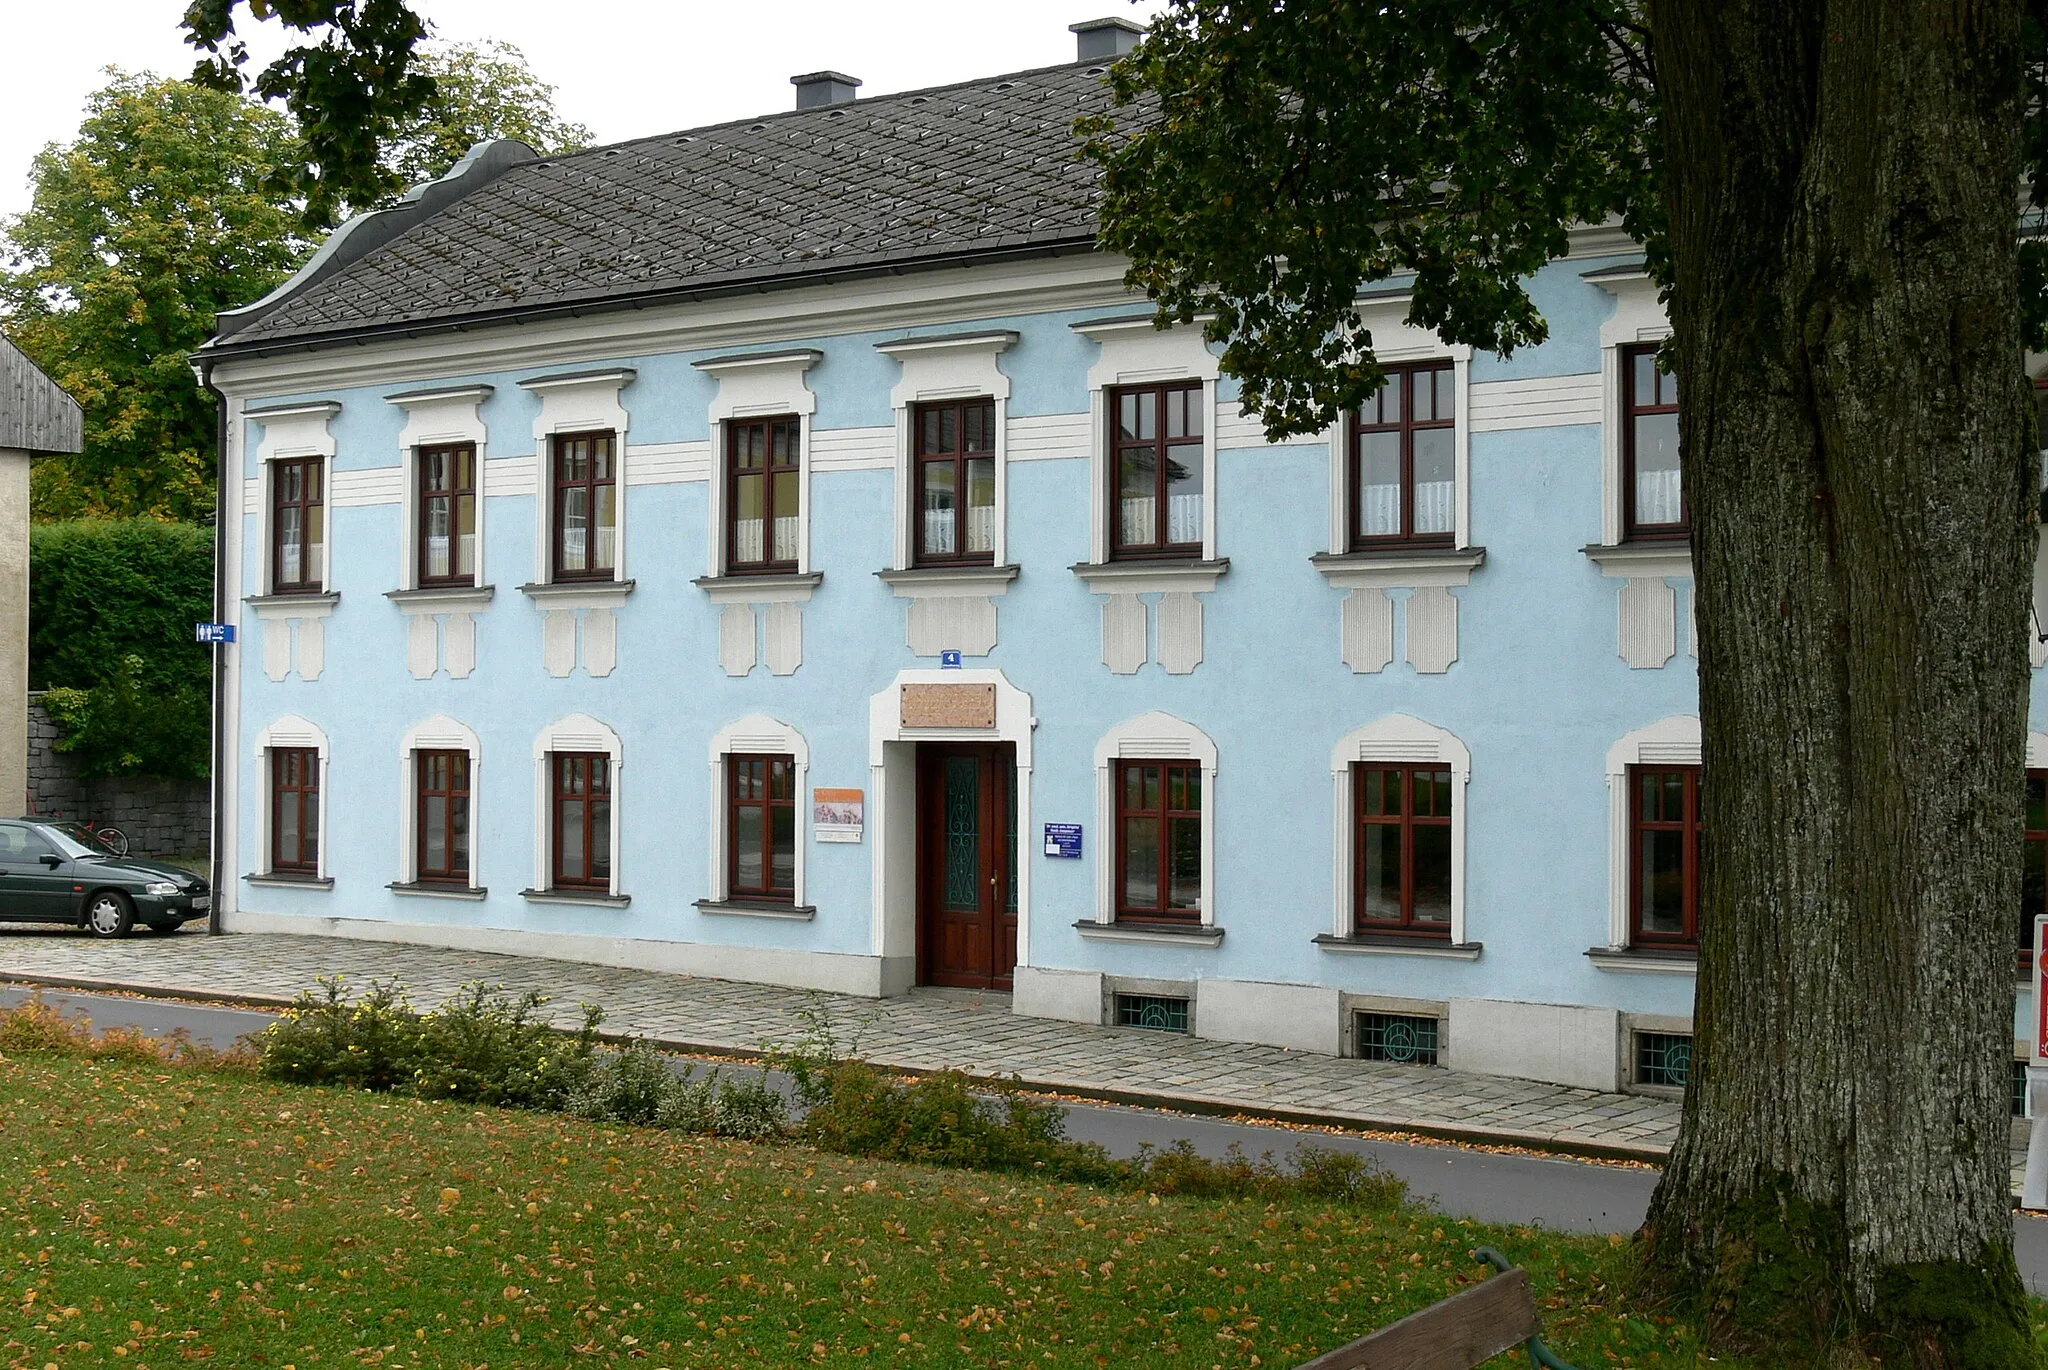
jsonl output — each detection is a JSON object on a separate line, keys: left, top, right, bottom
{"left": 0, "top": 927, "right": 2025, "bottom": 1183}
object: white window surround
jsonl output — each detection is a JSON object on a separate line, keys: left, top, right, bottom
{"left": 1321, "top": 293, "right": 1475, "bottom": 556}
{"left": 247, "top": 401, "right": 340, "bottom": 599}
{"left": 251, "top": 714, "right": 330, "bottom": 883}
{"left": 876, "top": 330, "right": 1018, "bottom": 571}
{"left": 386, "top": 383, "right": 492, "bottom": 594}
{"left": 1325, "top": 715, "right": 1475, "bottom": 951}
{"left": 395, "top": 715, "right": 482, "bottom": 891}
{"left": 705, "top": 713, "right": 811, "bottom": 909}
{"left": 1586, "top": 263, "right": 1678, "bottom": 551}
{"left": 1090, "top": 711, "right": 1220, "bottom": 929}
{"left": 529, "top": 713, "right": 625, "bottom": 900}
{"left": 2030, "top": 731, "right": 2048, "bottom": 770}
{"left": 1602, "top": 715, "right": 1701, "bottom": 953}
{"left": 694, "top": 348, "right": 822, "bottom": 582}
{"left": 1073, "top": 315, "right": 1223, "bottom": 572}
{"left": 516, "top": 368, "right": 634, "bottom": 588}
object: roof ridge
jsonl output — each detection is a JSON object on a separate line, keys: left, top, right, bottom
{"left": 532, "top": 57, "right": 1117, "bottom": 165}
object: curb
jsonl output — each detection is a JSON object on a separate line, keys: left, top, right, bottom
{"left": 3, "top": 970, "right": 1674, "bottom": 1166}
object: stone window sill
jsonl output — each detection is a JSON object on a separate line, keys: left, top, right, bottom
{"left": 693, "top": 571, "right": 823, "bottom": 605}
{"left": 387, "top": 584, "right": 495, "bottom": 608}
{"left": 245, "top": 591, "right": 340, "bottom": 611}
{"left": 1311, "top": 546, "right": 1485, "bottom": 590}
{"left": 388, "top": 881, "right": 487, "bottom": 901}
{"left": 518, "top": 887, "right": 631, "bottom": 909}
{"left": 876, "top": 564, "right": 1019, "bottom": 598}
{"left": 1073, "top": 918, "right": 1224, "bottom": 947}
{"left": 1070, "top": 558, "right": 1229, "bottom": 595}
{"left": 518, "top": 579, "right": 635, "bottom": 604}
{"left": 1314, "top": 932, "right": 1482, "bottom": 960}
{"left": 1585, "top": 945, "right": 1698, "bottom": 974}
{"left": 694, "top": 897, "right": 816, "bottom": 921}
{"left": 1582, "top": 541, "right": 1691, "bottom": 581}
{"left": 245, "top": 872, "right": 334, "bottom": 890}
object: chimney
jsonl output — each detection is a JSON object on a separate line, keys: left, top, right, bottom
{"left": 1070, "top": 16, "right": 1144, "bottom": 61}
{"left": 791, "top": 71, "right": 861, "bottom": 109}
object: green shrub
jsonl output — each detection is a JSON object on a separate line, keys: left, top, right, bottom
{"left": 1133, "top": 1139, "right": 1406, "bottom": 1209}
{"left": 410, "top": 983, "right": 601, "bottom": 1109}
{"left": 257, "top": 978, "right": 423, "bottom": 1092}
{"left": 31, "top": 518, "right": 213, "bottom": 778}
{"left": 566, "top": 1041, "right": 790, "bottom": 1140}
{"left": 797, "top": 1060, "right": 1126, "bottom": 1184}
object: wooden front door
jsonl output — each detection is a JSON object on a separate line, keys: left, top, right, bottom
{"left": 916, "top": 743, "right": 1017, "bottom": 989}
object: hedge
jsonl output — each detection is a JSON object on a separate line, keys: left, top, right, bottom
{"left": 30, "top": 518, "right": 213, "bottom": 778}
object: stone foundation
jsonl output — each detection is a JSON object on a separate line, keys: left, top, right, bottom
{"left": 27, "top": 695, "right": 209, "bottom": 857}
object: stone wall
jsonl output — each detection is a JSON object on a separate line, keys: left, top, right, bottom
{"left": 27, "top": 695, "right": 209, "bottom": 857}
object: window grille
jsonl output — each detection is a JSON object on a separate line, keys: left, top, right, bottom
{"left": 1635, "top": 1031, "right": 1693, "bottom": 1088}
{"left": 1114, "top": 993, "right": 1189, "bottom": 1033}
{"left": 2015, "top": 1058, "right": 2030, "bottom": 1118}
{"left": 1356, "top": 1012, "right": 1441, "bottom": 1066}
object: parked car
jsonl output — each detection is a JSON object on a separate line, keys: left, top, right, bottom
{"left": 0, "top": 819, "right": 209, "bottom": 937}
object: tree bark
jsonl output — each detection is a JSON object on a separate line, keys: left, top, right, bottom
{"left": 1641, "top": 3, "right": 2037, "bottom": 1365}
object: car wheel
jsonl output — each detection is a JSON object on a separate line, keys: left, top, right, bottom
{"left": 84, "top": 891, "right": 133, "bottom": 939}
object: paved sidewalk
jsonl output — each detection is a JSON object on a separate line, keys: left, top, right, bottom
{"left": 0, "top": 927, "right": 1689, "bottom": 1157}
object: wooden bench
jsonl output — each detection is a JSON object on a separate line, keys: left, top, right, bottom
{"left": 1293, "top": 1247, "right": 1582, "bottom": 1370}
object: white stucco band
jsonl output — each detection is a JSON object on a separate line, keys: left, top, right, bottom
{"left": 1012, "top": 965, "right": 1104, "bottom": 1025}
{"left": 1448, "top": 998, "right": 1624, "bottom": 1092}
{"left": 1196, "top": 978, "right": 1342, "bottom": 1055}
{"left": 868, "top": 669, "right": 1034, "bottom": 992}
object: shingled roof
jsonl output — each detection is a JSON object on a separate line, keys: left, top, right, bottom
{"left": 211, "top": 58, "right": 1135, "bottom": 354}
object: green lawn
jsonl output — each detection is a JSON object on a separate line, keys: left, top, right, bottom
{"left": 0, "top": 1051, "right": 1843, "bottom": 1368}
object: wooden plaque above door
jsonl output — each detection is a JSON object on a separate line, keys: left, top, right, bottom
{"left": 901, "top": 683, "right": 996, "bottom": 729}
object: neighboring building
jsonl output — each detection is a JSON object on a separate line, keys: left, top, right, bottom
{"left": 196, "top": 19, "right": 2041, "bottom": 1094}
{"left": 0, "top": 335, "right": 82, "bottom": 816}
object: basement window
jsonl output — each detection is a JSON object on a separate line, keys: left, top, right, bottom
{"left": 1114, "top": 993, "right": 1189, "bottom": 1033}
{"left": 1356, "top": 1011, "right": 1441, "bottom": 1067}
{"left": 1634, "top": 1031, "right": 1693, "bottom": 1089}
{"left": 2016, "top": 1058, "right": 2030, "bottom": 1119}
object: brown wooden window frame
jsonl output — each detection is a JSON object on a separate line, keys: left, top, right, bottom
{"left": 416, "top": 442, "right": 478, "bottom": 588}
{"left": 550, "top": 430, "right": 617, "bottom": 583}
{"left": 415, "top": 749, "right": 471, "bottom": 886}
{"left": 1349, "top": 361, "right": 1456, "bottom": 550}
{"left": 727, "top": 753, "right": 797, "bottom": 903}
{"left": 270, "top": 747, "right": 320, "bottom": 874}
{"left": 2025, "top": 769, "right": 2047, "bottom": 970}
{"left": 725, "top": 415, "right": 802, "bottom": 575}
{"left": 1622, "top": 343, "right": 1685, "bottom": 540}
{"left": 1629, "top": 764, "right": 1702, "bottom": 949}
{"left": 1352, "top": 763, "right": 1455, "bottom": 936}
{"left": 270, "top": 456, "right": 325, "bottom": 594}
{"left": 1109, "top": 381, "right": 1205, "bottom": 561}
{"left": 1114, "top": 758, "right": 1203, "bottom": 923}
{"left": 548, "top": 751, "right": 612, "bottom": 891}
{"left": 912, "top": 398, "right": 998, "bottom": 567}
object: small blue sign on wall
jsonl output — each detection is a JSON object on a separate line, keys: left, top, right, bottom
{"left": 194, "top": 622, "right": 237, "bottom": 644}
{"left": 939, "top": 649, "right": 963, "bottom": 669}
{"left": 1043, "top": 823, "right": 1083, "bottom": 859}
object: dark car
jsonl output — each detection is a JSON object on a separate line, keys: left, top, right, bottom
{"left": 0, "top": 819, "right": 209, "bottom": 938}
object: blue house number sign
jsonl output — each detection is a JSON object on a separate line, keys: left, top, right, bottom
{"left": 1043, "top": 823, "right": 1083, "bottom": 859}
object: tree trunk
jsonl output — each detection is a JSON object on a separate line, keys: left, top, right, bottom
{"left": 1640, "top": 3, "right": 2037, "bottom": 1365}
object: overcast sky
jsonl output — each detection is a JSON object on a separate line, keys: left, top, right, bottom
{"left": 0, "top": 0, "right": 1166, "bottom": 221}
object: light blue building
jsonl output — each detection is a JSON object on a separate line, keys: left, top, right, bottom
{"left": 197, "top": 20, "right": 2043, "bottom": 1095}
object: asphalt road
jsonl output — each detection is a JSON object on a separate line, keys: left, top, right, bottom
{"left": 8, "top": 982, "right": 2046, "bottom": 1292}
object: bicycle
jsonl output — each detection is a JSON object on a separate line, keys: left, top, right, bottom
{"left": 24, "top": 792, "right": 130, "bottom": 857}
